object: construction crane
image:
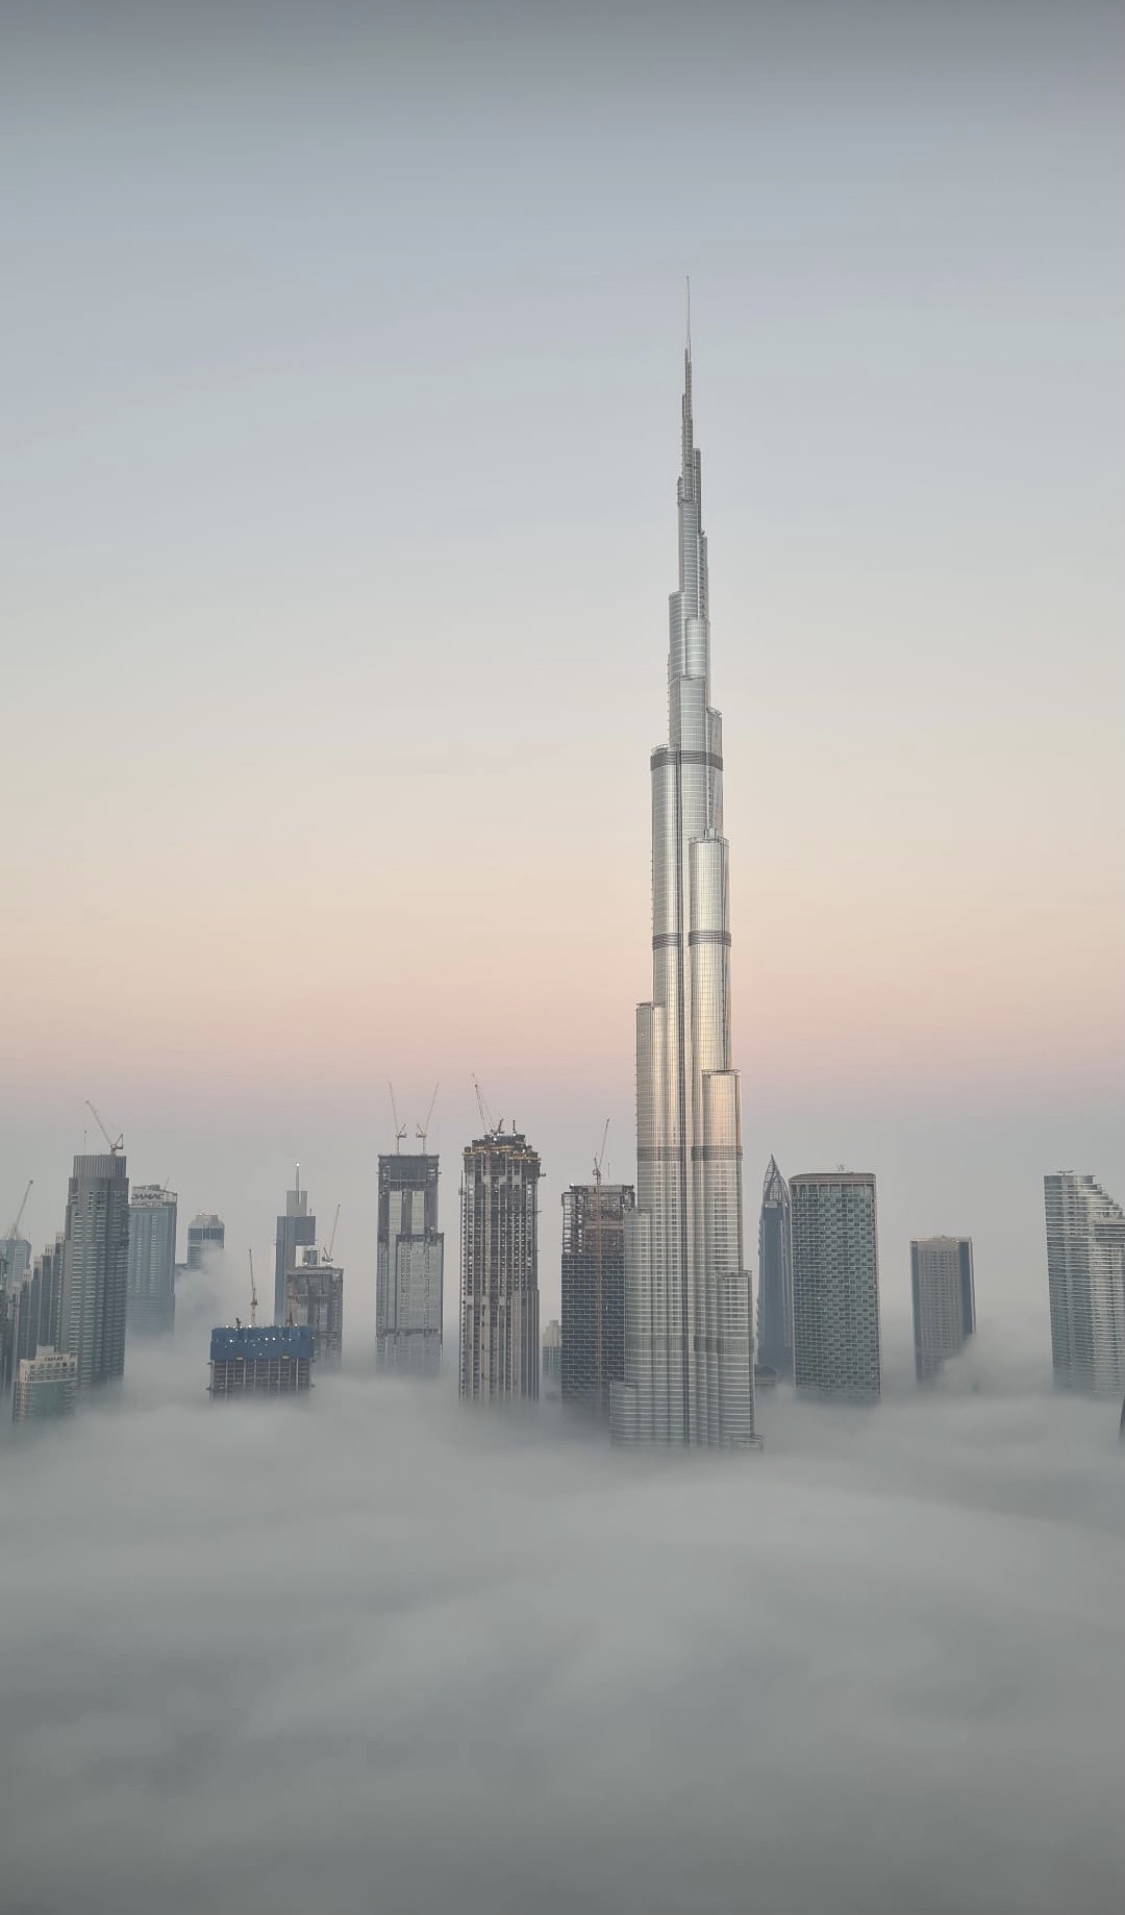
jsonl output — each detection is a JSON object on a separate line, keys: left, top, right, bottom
{"left": 248, "top": 1249, "right": 259, "bottom": 1327}
{"left": 593, "top": 1120, "right": 610, "bottom": 1183}
{"left": 472, "top": 1074, "right": 495, "bottom": 1135}
{"left": 85, "top": 1100, "right": 124, "bottom": 1155}
{"left": 416, "top": 1083, "right": 439, "bottom": 1153}
{"left": 388, "top": 1083, "right": 407, "bottom": 1152}
{"left": 324, "top": 1203, "right": 341, "bottom": 1264}
{"left": 5, "top": 1178, "right": 33, "bottom": 1239}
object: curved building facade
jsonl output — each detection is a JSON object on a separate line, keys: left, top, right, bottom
{"left": 611, "top": 343, "right": 756, "bottom": 1449}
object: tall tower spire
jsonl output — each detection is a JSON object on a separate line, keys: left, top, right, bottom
{"left": 610, "top": 318, "right": 757, "bottom": 1451}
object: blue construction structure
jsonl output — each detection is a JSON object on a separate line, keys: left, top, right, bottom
{"left": 208, "top": 1323, "right": 314, "bottom": 1398}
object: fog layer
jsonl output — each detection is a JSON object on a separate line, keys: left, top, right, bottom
{"left": 1, "top": 1265, "right": 1122, "bottom": 1914}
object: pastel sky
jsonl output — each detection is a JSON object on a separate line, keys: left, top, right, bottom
{"left": 2, "top": 2, "right": 1121, "bottom": 1342}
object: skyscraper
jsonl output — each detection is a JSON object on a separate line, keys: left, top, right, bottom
{"left": 126, "top": 1185, "right": 178, "bottom": 1337}
{"left": 274, "top": 1173, "right": 316, "bottom": 1324}
{"left": 561, "top": 1181, "right": 634, "bottom": 1415}
{"left": 542, "top": 1319, "right": 562, "bottom": 1394}
{"left": 186, "top": 1213, "right": 225, "bottom": 1269}
{"left": 377, "top": 1153, "right": 444, "bottom": 1376}
{"left": 285, "top": 1247, "right": 344, "bottom": 1366}
{"left": 12, "top": 1349, "right": 77, "bottom": 1425}
{"left": 911, "top": 1236, "right": 975, "bottom": 1384}
{"left": 1044, "top": 1173, "right": 1125, "bottom": 1398}
{"left": 60, "top": 1152, "right": 130, "bottom": 1389}
{"left": 208, "top": 1324, "right": 314, "bottom": 1398}
{"left": 13, "top": 1236, "right": 65, "bottom": 1368}
{"left": 460, "top": 1129, "right": 540, "bottom": 1402}
{"left": 757, "top": 1157, "right": 793, "bottom": 1380}
{"left": 1, "top": 1231, "right": 31, "bottom": 1294}
{"left": 790, "top": 1172, "right": 881, "bottom": 1404}
{"left": 610, "top": 335, "right": 755, "bottom": 1450}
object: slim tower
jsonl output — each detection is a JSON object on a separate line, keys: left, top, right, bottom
{"left": 377, "top": 1153, "right": 444, "bottom": 1375}
{"left": 274, "top": 1173, "right": 316, "bottom": 1324}
{"left": 561, "top": 1181, "right": 635, "bottom": 1415}
{"left": 460, "top": 1129, "right": 540, "bottom": 1402}
{"left": 791, "top": 1172, "right": 881, "bottom": 1404}
{"left": 60, "top": 1153, "right": 130, "bottom": 1389}
{"left": 757, "top": 1157, "right": 793, "bottom": 1379}
{"left": 911, "top": 1236, "right": 975, "bottom": 1384}
{"left": 1044, "top": 1173, "right": 1125, "bottom": 1397}
{"left": 126, "top": 1185, "right": 178, "bottom": 1337}
{"left": 610, "top": 328, "right": 755, "bottom": 1449}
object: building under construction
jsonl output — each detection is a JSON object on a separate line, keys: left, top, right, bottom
{"left": 561, "top": 1182, "right": 635, "bottom": 1416}
{"left": 285, "top": 1248, "right": 343, "bottom": 1367}
{"left": 208, "top": 1324, "right": 314, "bottom": 1399}
{"left": 460, "top": 1128, "right": 540, "bottom": 1402}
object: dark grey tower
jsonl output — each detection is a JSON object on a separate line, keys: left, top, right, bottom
{"left": 460, "top": 1130, "right": 540, "bottom": 1402}
{"left": 126, "top": 1185, "right": 178, "bottom": 1337}
{"left": 60, "top": 1153, "right": 130, "bottom": 1389}
{"left": 791, "top": 1171, "right": 881, "bottom": 1405}
{"left": 561, "top": 1181, "right": 635, "bottom": 1415}
{"left": 911, "top": 1237, "right": 975, "bottom": 1384}
{"left": 757, "top": 1157, "right": 793, "bottom": 1379}
{"left": 187, "top": 1213, "right": 225, "bottom": 1270}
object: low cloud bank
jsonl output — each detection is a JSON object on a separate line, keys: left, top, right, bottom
{"left": 0, "top": 1307, "right": 1121, "bottom": 1915}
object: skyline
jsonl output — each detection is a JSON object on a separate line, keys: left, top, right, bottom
{"left": 2, "top": 0, "right": 1122, "bottom": 1371}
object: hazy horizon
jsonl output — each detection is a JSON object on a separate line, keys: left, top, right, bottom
{"left": 2, "top": 10, "right": 1123, "bottom": 1900}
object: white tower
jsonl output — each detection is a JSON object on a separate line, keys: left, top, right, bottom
{"left": 1045, "top": 1173, "right": 1125, "bottom": 1397}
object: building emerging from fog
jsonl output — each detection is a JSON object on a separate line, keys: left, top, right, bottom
{"left": 791, "top": 1172, "right": 881, "bottom": 1404}
{"left": 460, "top": 1129, "right": 540, "bottom": 1402}
{"left": 757, "top": 1157, "right": 793, "bottom": 1380}
{"left": 126, "top": 1185, "right": 178, "bottom": 1337}
{"left": 286, "top": 1248, "right": 343, "bottom": 1367}
{"left": 1044, "top": 1173, "right": 1125, "bottom": 1398}
{"left": 561, "top": 1181, "right": 634, "bottom": 1414}
{"left": 274, "top": 1173, "right": 316, "bottom": 1324}
{"left": 377, "top": 1153, "right": 444, "bottom": 1375}
{"left": 187, "top": 1213, "right": 225, "bottom": 1270}
{"left": 208, "top": 1324, "right": 314, "bottom": 1398}
{"left": 542, "top": 1318, "right": 562, "bottom": 1395}
{"left": 609, "top": 337, "right": 755, "bottom": 1450}
{"left": 1, "top": 1228, "right": 31, "bottom": 1295}
{"left": 11, "top": 1236, "right": 66, "bottom": 1372}
{"left": 60, "top": 1152, "right": 130, "bottom": 1390}
{"left": 911, "top": 1236, "right": 975, "bottom": 1384}
{"left": 13, "top": 1349, "right": 77, "bottom": 1425}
